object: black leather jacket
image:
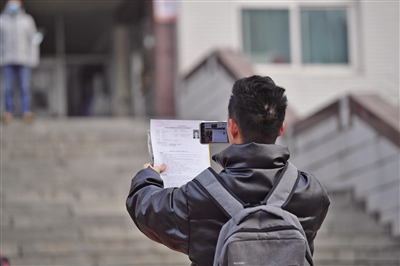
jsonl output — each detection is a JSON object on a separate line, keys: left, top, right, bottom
{"left": 126, "top": 143, "right": 330, "bottom": 266}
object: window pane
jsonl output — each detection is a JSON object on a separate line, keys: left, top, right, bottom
{"left": 301, "top": 9, "right": 348, "bottom": 64}
{"left": 242, "top": 9, "right": 291, "bottom": 64}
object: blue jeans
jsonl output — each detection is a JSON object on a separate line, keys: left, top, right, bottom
{"left": 2, "top": 65, "right": 31, "bottom": 114}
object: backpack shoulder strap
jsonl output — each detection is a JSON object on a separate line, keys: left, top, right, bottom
{"left": 194, "top": 168, "right": 243, "bottom": 218}
{"left": 195, "top": 162, "right": 298, "bottom": 216}
{"left": 264, "top": 162, "right": 313, "bottom": 265}
{"left": 263, "top": 162, "right": 299, "bottom": 207}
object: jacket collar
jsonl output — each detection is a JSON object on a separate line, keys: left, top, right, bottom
{"left": 212, "top": 142, "right": 290, "bottom": 170}
{"left": 211, "top": 143, "right": 291, "bottom": 204}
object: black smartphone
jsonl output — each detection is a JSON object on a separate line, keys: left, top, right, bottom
{"left": 199, "top": 121, "right": 228, "bottom": 144}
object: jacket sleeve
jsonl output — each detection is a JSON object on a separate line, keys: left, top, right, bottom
{"left": 0, "top": 16, "right": 5, "bottom": 66}
{"left": 126, "top": 167, "right": 190, "bottom": 254}
{"left": 27, "top": 14, "right": 39, "bottom": 67}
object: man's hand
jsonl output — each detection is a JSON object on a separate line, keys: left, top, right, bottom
{"left": 142, "top": 163, "right": 167, "bottom": 174}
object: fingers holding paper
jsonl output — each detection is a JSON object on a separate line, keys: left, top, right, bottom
{"left": 143, "top": 163, "right": 167, "bottom": 174}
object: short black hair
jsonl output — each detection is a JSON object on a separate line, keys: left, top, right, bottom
{"left": 228, "top": 75, "right": 287, "bottom": 144}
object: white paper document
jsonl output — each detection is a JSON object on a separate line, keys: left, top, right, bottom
{"left": 150, "top": 119, "right": 210, "bottom": 188}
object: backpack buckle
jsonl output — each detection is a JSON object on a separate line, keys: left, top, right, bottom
{"left": 243, "top": 203, "right": 261, "bottom": 208}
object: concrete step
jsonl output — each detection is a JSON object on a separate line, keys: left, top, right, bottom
{"left": 2, "top": 212, "right": 191, "bottom": 265}
{"left": 1, "top": 118, "right": 149, "bottom": 159}
{"left": 314, "top": 245, "right": 400, "bottom": 264}
{"left": 2, "top": 118, "right": 180, "bottom": 266}
{"left": 6, "top": 238, "right": 190, "bottom": 266}
{"left": 10, "top": 253, "right": 190, "bottom": 266}
{"left": 313, "top": 189, "right": 400, "bottom": 265}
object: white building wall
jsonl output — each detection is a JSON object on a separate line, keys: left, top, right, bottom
{"left": 177, "top": 0, "right": 399, "bottom": 118}
{"left": 361, "top": 1, "right": 399, "bottom": 100}
{"left": 177, "top": 1, "right": 236, "bottom": 74}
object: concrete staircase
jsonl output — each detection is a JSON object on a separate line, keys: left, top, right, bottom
{"left": 313, "top": 189, "right": 400, "bottom": 265}
{"left": 1, "top": 118, "right": 190, "bottom": 266}
{"left": 1, "top": 118, "right": 399, "bottom": 265}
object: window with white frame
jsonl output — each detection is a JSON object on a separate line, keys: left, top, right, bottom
{"left": 242, "top": 7, "right": 349, "bottom": 65}
{"left": 242, "top": 9, "right": 291, "bottom": 64}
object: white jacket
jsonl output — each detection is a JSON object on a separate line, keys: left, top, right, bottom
{"left": 0, "top": 9, "right": 39, "bottom": 67}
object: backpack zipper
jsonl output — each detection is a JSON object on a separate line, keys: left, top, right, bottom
{"left": 225, "top": 225, "right": 301, "bottom": 240}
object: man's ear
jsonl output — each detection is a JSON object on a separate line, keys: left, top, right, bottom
{"left": 278, "top": 122, "right": 285, "bottom": 137}
{"left": 228, "top": 118, "right": 242, "bottom": 144}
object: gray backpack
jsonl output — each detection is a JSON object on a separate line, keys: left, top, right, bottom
{"left": 195, "top": 162, "right": 313, "bottom": 266}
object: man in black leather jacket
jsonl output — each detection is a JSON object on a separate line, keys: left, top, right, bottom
{"left": 126, "top": 75, "right": 330, "bottom": 266}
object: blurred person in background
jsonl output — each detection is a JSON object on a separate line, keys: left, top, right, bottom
{"left": 0, "top": 0, "right": 40, "bottom": 123}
